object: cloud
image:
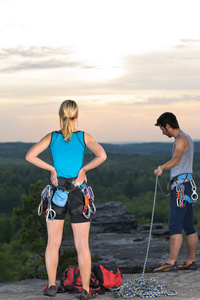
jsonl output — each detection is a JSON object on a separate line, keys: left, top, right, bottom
{"left": 145, "top": 95, "right": 200, "bottom": 105}
{"left": 0, "top": 46, "right": 73, "bottom": 58}
{"left": 0, "top": 43, "right": 199, "bottom": 101}
{"left": 2, "top": 60, "right": 83, "bottom": 72}
{"left": 173, "top": 39, "right": 200, "bottom": 49}
{"left": 0, "top": 46, "right": 96, "bottom": 72}
{"left": 105, "top": 46, "right": 200, "bottom": 90}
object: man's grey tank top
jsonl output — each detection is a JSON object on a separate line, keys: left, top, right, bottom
{"left": 170, "top": 132, "right": 194, "bottom": 180}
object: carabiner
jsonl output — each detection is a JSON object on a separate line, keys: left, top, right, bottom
{"left": 181, "top": 190, "right": 186, "bottom": 207}
{"left": 46, "top": 208, "right": 56, "bottom": 222}
{"left": 81, "top": 185, "right": 96, "bottom": 219}
{"left": 87, "top": 186, "right": 94, "bottom": 200}
{"left": 45, "top": 188, "right": 57, "bottom": 222}
{"left": 38, "top": 201, "right": 43, "bottom": 216}
{"left": 82, "top": 206, "right": 91, "bottom": 219}
{"left": 190, "top": 180, "right": 198, "bottom": 201}
{"left": 176, "top": 184, "right": 186, "bottom": 208}
{"left": 90, "top": 201, "right": 96, "bottom": 214}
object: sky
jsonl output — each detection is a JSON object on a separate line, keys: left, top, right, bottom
{"left": 0, "top": 0, "right": 200, "bottom": 143}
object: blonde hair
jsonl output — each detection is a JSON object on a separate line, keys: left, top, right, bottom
{"left": 59, "top": 100, "right": 78, "bottom": 141}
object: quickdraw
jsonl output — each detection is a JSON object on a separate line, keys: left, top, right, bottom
{"left": 176, "top": 183, "right": 186, "bottom": 208}
{"left": 81, "top": 186, "right": 96, "bottom": 219}
{"left": 38, "top": 184, "right": 56, "bottom": 222}
{"left": 38, "top": 185, "right": 52, "bottom": 216}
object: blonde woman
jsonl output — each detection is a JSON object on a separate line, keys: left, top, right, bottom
{"left": 26, "top": 100, "right": 107, "bottom": 299}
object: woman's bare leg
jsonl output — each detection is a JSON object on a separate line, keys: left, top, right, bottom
{"left": 72, "top": 222, "right": 91, "bottom": 292}
{"left": 46, "top": 219, "right": 65, "bottom": 286}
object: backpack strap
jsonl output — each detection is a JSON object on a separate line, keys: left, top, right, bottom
{"left": 73, "top": 266, "right": 80, "bottom": 284}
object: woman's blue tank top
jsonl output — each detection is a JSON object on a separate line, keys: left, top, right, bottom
{"left": 50, "top": 131, "right": 86, "bottom": 178}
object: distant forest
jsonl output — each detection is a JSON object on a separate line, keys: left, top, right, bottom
{"left": 1, "top": 140, "right": 200, "bottom": 155}
{"left": 0, "top": 142, "right": 200, "bottom": 282}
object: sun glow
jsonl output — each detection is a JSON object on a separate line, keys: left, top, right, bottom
{"left": 0, "top": 0, "right": 200, "bottom": 142}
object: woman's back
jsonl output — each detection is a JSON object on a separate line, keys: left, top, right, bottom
{"left": 50, "top": 131, "right": 86, "bottom": 178}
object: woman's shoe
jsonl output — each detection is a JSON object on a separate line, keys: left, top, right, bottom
{"left": 80, "top": 289, "right": 98, "bottom": 299}
{"left": 44, "top": 285, "right": 57, "bottom": 297}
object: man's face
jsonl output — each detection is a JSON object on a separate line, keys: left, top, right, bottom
{"left": 159, "top": 125, "right": 173, "bottom": 138}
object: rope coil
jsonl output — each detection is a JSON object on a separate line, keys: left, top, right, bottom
{"left": 111, "top": 174, "right": 177, "bottom": 298}
{"left": 112, "top": 277, "right": 177, "bottom": 298}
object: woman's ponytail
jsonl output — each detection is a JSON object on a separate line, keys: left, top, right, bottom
{"left": 59, "top": 100, "right": 78, "bottom": 142}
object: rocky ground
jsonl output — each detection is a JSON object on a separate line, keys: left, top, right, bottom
{"left": 0, "top": 271, "right": 200, "bottom": 300}
{"left": 62, "top": 201, "right": 200, "bottom": 273}
{"left": 1, "top": 202, "right": 200, "bottom": 299}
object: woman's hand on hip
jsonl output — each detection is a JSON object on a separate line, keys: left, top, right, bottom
{"left": 74, "top": 169, "right": 87, "bottom": 186}
{"left": 51, "top": 169, "right": 58, "bottom": 186}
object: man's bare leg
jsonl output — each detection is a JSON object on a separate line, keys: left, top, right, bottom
{"left": 186, "top": 232, "right": 198, "bottom": 264}
{"left": 167, "top": 234, "right": 182, "bottom": 265}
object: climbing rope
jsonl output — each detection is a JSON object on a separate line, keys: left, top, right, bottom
{"left": 141, "top": 173, "right": 158, "bottom": 278}
{"left": 157, "top": 178, "right": 170, "bottom": 197}
{"left": 111, "top": 277, "right": 177, "bottom": 298}
{"left": 111, "top": 174, "right": 177, "bottom": 298}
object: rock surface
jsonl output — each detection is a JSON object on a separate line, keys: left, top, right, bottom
{"left": 0, "top": 271, "right": 200, "bottom": 300}
{"left": 1, "top": 201, "right": 200, "bottom": 299}
{"left": 61, "top": 201, "right": 200, "bottom": 273}
{"left": 63, "top": 231, "right": 200, "bottom": 274}
{"left": 91, "top": 201, "right": 138, "bottom": 233}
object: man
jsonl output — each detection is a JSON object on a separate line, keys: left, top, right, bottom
{"left": 153, "top": 112, "right": 198, "bottom": 272}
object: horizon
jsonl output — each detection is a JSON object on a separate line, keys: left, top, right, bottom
{"left": 1, "top": 140, "right": 200, "bottom": 145}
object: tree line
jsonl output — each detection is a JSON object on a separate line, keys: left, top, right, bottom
{"left": 0, "top": 152, "right": 200, "bottom": 282}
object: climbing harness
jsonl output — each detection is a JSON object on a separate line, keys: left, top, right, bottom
{"left": 111, "top": 174, "right": 177, "bottom": 298}
{"left": 172, "top": 174, "right": 198, "bottom": 206}
{"left": 81, "top": 185, "right": 96, "bottom": 219}
{"left": 38, "top": 184, "right": 56, "bottom": 222}
{"left": 38, "top": 178, "right": 80, "bottom": 222}
{"left": 39, "top": 179, "right": 96, "bottom": 221}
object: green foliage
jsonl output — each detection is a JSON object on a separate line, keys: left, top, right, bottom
{"left": 11, "top": 181, "right": 79, "bottom": 281}
{"left": 0, "top": 164, "right": 50, "bottom": 214}
{"left": 0, "top": 151, "right": 200, "bottom": 282}
{"left": 0, "top": 240, "right": 30, "bottom": 282}
{"left": 20, "top": 254, "right": 47, "bottom": 280}
{"left": 14, "top": 180, "right": 47, "bottom": 256}
{"left": 0, "top": 214, "right": 22, "bottom": 243}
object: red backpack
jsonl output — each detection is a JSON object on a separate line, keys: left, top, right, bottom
{"left": 92, "top": 263, "right": 123, "bottom": 290}
{"left": 57, "top": 263, "right": 123, "bottom": 294}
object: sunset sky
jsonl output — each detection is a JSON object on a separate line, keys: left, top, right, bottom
{"left": 0, "top": 0, "right": 200, "bottom": 143}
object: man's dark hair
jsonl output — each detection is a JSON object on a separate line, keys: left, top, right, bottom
{"left": 155, "top": 112, "right": 180, "bottom": 129}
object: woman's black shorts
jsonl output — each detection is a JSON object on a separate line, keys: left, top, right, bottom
{"left": 52, "top": 187, "right": 91, "bottom": 223}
